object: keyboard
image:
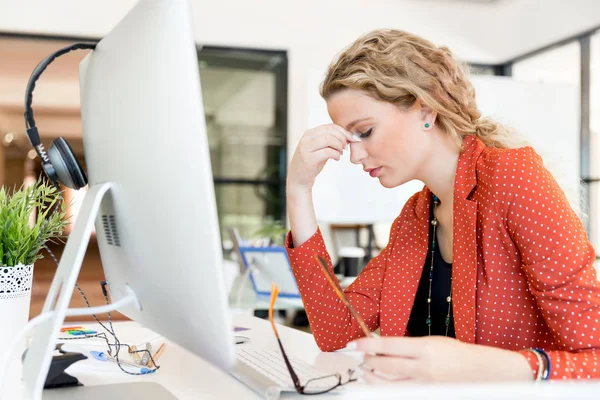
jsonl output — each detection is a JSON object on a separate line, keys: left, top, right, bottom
{"left": 233, "top": 347, "right": 341, "bottom": 400}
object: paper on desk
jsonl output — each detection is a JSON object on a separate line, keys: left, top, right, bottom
{"left": 234, "top": 326, "right": 250, "bottom": 332}
{"left": 59, "top": 342, "right": 148, "bottom": 374}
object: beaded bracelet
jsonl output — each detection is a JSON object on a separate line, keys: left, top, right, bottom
{"left": 534, "top": 348, "right": 551, "bottom": 380}
{"left": 524, "top": 348, "right": 545, "bottom": 382}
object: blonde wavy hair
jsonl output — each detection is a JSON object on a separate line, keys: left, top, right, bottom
{"left": 321, "top": 29, "right": 588, "bottom": 222}
{"left": 321, "top": 29, "right": 526, "bottom": 150}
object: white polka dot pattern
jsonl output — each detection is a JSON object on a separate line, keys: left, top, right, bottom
{"left": 286, "top": 135, "right": 600, "bottom": 380}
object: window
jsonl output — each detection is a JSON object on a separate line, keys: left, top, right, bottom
{"left": 512, "top": 41, "right": 580, "bottom": 86}
{"left": 590, "top": 33, "right": 600, "bottom": 259}
{"left": 198, "top": 47, "right": 287, "bottom": 244}
{"left": 0, "top": 35, "right": 288, "bottom": 249}
{"left": 469, "top": 65, "right": 496, "bottom": 76}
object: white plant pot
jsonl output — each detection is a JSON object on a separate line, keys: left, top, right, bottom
{"left": 0, "top": 264, "right": 34, "bottom": 361}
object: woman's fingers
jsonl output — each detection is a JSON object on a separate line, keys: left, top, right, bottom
{"left": 362, "top": 367, "right": 412, "bottom": 384}
{"left": 304, "top": 124, "right": 358, "bottom": 153}
{"left": 331, "top": 124, "right": 361, "bottom": 144}
{"left": 362, "top": 368, "right": 390, "bottom": 385}
{"left": 363, "top": 355, "right": 417, "bottom": 380}
{"left": 312, "top": 147, "right": 342, "bottom": 163}
{"left": 305, "top": 129, "right": 346, "bottom": 153}
{"left": 286, "top": 123, "right": 360, "bottom": 190}
{"left": 353, "top": 337, "right": 424, "bottom": 358}
{"left": 324, "top": 125, "right": 351, "bottom": 150}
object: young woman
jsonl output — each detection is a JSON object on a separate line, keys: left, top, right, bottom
{"left": 285, "top": 29, "right": 600, "bottom": 382}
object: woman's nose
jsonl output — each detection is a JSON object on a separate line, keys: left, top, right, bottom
{"left": 349, "top": 142, "right": 367, "bottom": 165}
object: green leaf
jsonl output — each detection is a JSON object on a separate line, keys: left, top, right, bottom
{"left": 251, "top": 219, "right": 287, "bottom": 246}
{"left": 0, "top": 179, "right": 70, "bottom": 266}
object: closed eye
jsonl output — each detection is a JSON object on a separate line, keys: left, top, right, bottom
{"left": 357, "top": 128, "right": 373, "bottom": 139}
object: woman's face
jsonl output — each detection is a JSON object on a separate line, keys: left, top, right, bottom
{"left": 326, "top": 89, "right": 434, "bottom": 188}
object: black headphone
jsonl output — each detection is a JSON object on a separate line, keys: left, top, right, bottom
{"left": 24, "top": 43, "right": 96, "bottom": 191}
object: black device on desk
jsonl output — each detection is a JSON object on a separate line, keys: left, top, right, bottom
{"left": 22, "top": 344, "right": 87, "bottom": 389}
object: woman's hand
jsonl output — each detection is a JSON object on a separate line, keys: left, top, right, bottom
{"left": 351, "top": 336, "right": 533, "bottom": 383}
{"left": 287, "top": 124, "right": 358, "bottom": 193}
{"left": 286, "top": 124, "right": 359, "bottom": 246}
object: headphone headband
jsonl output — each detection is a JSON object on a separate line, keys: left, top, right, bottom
{"left": 24, "top": 43, "right": 96, "bottom": 143}
{"left": 23, "top": 42, "right": 96, "bottom": 191}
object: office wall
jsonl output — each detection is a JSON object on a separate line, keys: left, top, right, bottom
{"left": 0, "top": 37, "right": 86, "bottom": 149}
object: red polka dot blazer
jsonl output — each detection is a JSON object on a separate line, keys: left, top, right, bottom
{"left": 286, "top": 135, "right": 600, "bottom": 379}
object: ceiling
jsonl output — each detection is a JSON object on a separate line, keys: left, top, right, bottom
{"left": 428, "top": 0, "right": 501, "bottom": 2}
{"left": 1, "top": 0, "right": 599, "bottom": 64}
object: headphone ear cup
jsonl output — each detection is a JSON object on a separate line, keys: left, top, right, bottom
{"left": 47, "top": 137, "right": 88, "bottom": 190}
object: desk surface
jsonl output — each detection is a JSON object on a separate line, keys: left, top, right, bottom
{"left": 4, "top": 313, "right": 600, "bottom": 400}
{"left": 4, "top": 313, "right": 336, "bottom": 400}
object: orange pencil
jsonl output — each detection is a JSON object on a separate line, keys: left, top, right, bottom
{"left": 147, "top": 343, "right": 166, "bottom": 368}
{"left": 314, "top": 254, "right": 374, "bottom": 338}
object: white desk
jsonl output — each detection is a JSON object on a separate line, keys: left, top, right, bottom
{"left": 4, "top": 314, "right": 600, "bottom": 400}
{"left": 3, "top": 312, "right": 356, "bottom": 400}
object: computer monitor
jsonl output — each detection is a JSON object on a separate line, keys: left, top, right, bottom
{"left": 22, "top": 0, "right": 235, "bottom": 397}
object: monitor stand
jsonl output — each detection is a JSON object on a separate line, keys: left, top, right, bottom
{"left": 19, "top": 182, "right": 172, "bottom": 400}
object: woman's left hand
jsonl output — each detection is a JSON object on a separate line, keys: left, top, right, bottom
{"left": 351, "top": 336, "right": 533, "bottom": 383}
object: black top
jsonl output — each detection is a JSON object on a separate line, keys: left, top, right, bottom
{"left": 406, "top": 201, "right": 455, "bottom": 337}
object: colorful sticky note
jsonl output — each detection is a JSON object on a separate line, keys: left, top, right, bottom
{"left": 68, "top": 330, "right": 97, "bottom": 336}
{"left": 60, "top": 326, "right": 84, "bottom": 332}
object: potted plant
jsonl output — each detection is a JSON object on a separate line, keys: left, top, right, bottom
{"left": 252, "top": 219, "right": 287, "bottom": 247}
{"left": 0, "top": 180, "right": 68, "bottom": 359}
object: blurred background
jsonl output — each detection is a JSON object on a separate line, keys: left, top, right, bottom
{"left": 0, "top": 0, "right": 599, "bottom": 322}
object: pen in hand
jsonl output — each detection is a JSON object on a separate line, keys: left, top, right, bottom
{"left": 314, "top": 254, "right": 376, "bottom": 338}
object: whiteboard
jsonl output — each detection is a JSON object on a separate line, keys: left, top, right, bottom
{"left": 306, "top": 73, "right": 579, "bottom": 224}
{"left": 471, "top": 75, "right": 580, "bottom": 208}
